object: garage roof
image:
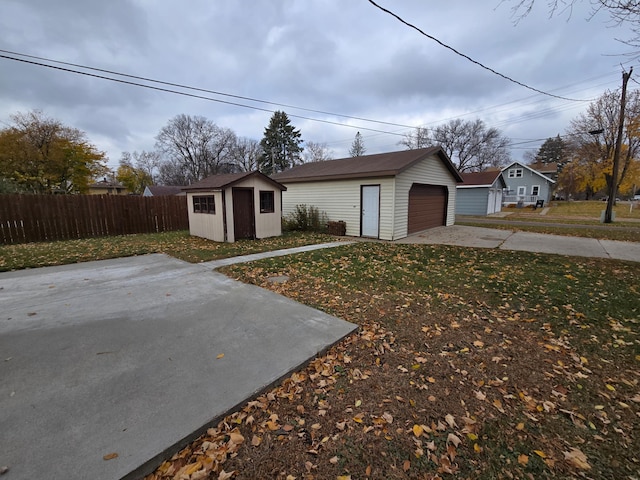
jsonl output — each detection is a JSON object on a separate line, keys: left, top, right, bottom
{"left": 272, "top": 147, "right": 463, "bottom": 183}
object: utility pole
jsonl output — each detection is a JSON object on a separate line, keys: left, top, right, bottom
{"left": 605, "top": 67, "right": 633, "bottom": 223}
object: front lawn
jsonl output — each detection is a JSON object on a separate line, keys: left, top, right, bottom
{"left": 146, "top": 243, "right": 639, "bottom": 480}
{"left": 457, "top": 222, "right": 640, "bottom": 242}
{"left": 0, "top": 231, "right": 335, "bottom": 271}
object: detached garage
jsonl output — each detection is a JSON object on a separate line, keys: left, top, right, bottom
{"left": 456, "top": 171, "right": 506, "bottom": 216}
{"left": 272, "top": 147, "right": 462, "bottom": 241}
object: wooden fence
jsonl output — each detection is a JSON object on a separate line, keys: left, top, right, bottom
{"left": 0, "top": 194, "right": 189, "bottom": 244}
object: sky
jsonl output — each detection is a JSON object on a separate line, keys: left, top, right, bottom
{"left": 0, "top": 0, "right": 636, "bottom": 171}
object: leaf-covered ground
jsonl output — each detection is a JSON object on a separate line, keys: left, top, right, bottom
{"left": 0, "top": 230, "right": 334, "bottom": 271}
{"left": 146, "top": 243, "right": 639, "bottom": 480}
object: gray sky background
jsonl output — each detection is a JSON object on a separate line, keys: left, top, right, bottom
{"left": 0, "top": 0, "right": 636, "bottom": 171}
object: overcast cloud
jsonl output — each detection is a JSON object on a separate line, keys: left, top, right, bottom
{"left": 0, "top": 0, "right": 635, "bottom": 170}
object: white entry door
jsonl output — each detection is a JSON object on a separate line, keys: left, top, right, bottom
{"left": 361, "top": 185, "right": 380, "bottom": 237}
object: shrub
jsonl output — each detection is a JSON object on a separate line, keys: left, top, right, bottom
{"left": 283, "top": 204, "right": 327, "bottom": 232}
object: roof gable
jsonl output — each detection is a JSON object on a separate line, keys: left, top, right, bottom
{"left": 146, "top": 185, "right": 184, "bottom": 196}
{"left": 272, "top": 147, "right": 463, "bottom": 183}
{"left": 182, "top": 171, "right": 287, "bottom": 192}
{"left": 501, "top": 161, "right": 556, "bottom": 184}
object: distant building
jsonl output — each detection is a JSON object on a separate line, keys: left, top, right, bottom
{"left": 142, "top": 185, "right": 186, "bottom": 197}
{"left": 87, "top": 178, "right": 129, "bottom": 195}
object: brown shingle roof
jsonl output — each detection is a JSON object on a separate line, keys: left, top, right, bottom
{"left": 459, "top": 171, "right": 504, "bottom": 187}
{"left": 182, "top": 171, "right": 287, "bottom": 192}
{"left": 271, "top": 147, "right": 462, "bottom": 183}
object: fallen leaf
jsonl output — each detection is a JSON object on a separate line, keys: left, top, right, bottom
{"left": 475, "top": 390, "right": 486, "bottom": 401}
{"left": 447, "top": 433, "right": 461, "bottom": 447}
{"left": 218, "top": 470, "right": 234, "bottom": 480}
{"left": 516, "top": 422, "right": 525, "bottom": 431}
{"left": 412, "top": 424, "right": 424, "bottom": 437}
{"left": 564, "top": 447, "right": 591, "bottom": 470}
{"left": 533, "top": 450, "right": 547, "bottom": 458}
{"left": 403, "top": 459, "right": 411, "bottom": 471}
{"left": 518, "top": 454, "right": 529, "bottom": 465}
{"left": 229, "top": 429, "right": 244, "bottom": 445}
{"left": 103, "top": 453, "right": 118, "bottom": 461}
{"left": 216, "top": 353, "right": 225, "bottom": 359}
{"left": 605, "top": 384, "right": 616, "bottom": 391}
{"left": 445, "top": 414, "right": 457, "bottom": 429}
{"left": 355, "top": 399, "right": 362, "bottom": 407}
{"left": 330, "top": 456, "right": 339, "bottom": 464}
{"left": 251, "top": 435, "right": 262, "bottom": 446}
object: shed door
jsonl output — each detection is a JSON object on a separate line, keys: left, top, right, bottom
{"left": 232, "top": 188, "right": 255, "bottom": 240}
{"left": 408, "top": 184, "right": 447, "bottom": 233}
{"left": 361, "top": 185, "right": 380, "bottom": 238}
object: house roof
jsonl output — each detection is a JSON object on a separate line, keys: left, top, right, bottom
{"left": 457, "top": 171, "right": 506, "bottom": 188}
{"left": 528, "top": 162, "right": 558, "bottom": 174}
{"left": 145, "top": 185, "right": 184, "bottom": 196}
{"left": 182, "top": 171, "right": 287, "bottom": 192}
{"left": 89, "top": 179, "right": 126, "bottom": 189}
{"left": 271, "top": 146, "right": 463, "bottom": 183}
{"left": 501, "top": 161, "right": 556, "bottom": 184}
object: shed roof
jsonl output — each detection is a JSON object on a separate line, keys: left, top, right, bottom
{"left": 458, "top": 171, "right": 506, "bottom": 188}
{"left": 271, "top": 146, "right": 463, "bottom": 183}
{"left": 182, "top": 171, "right": 287, "bottom": 192}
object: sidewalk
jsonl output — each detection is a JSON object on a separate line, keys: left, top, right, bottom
{"left": 397, "top": 225, "right": 640, "bottom": 263}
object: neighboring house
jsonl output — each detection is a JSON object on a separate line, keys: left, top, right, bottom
{"left": 271, "top": 147, "right": 462, "bottom": 241}
{"left": 501, "top": 161, "right": 556, "bottom": 206}
{"left": 142, "top": 185, "right": 186, "bottom": 197}
{"left": 528, "top": 162, "right": 559, "bottom": 182}
{"left": 182, "top": 171, "right": 286, "bottom": 243}
{"left": 456, "top": 171, "right": 506, "bottom": 215}
{"left": 87, "top": 178, "right": 129, "bottom": 195}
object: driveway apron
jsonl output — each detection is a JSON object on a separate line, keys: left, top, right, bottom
{"left": 0, "top": 253, "right": 356, "bottom": 480}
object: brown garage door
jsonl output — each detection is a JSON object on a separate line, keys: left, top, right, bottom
{"left": 408, "top": 184, "right": 448, "bottom": 234}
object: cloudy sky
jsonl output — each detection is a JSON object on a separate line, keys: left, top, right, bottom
{"left": 0, "top": 0, "right": 635, "bottom": 171}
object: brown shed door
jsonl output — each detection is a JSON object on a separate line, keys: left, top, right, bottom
{"left": 407, "top": 184, "right": 448, "bottom": 234}
{"left": 232, "top": 188, "right": 255, "bottom": 240}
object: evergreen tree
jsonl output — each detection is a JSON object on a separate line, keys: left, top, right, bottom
{"left": 259, "top": 111, "right": 303, "bottom": 174}
{"left": 349, "top": 131, "right": 366, "bottom": 157}
{"left": 534, "top": 135, "right": 568, "bottom": 168}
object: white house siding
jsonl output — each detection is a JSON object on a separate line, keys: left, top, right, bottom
{"left": 394, "top": 157, "right": 457, "bottom": 239}
{"left": 281, "top": 177, "right": 395, "bottom": 239}
{"left": 456, "top": 187, "right": 490, "bottom": 215}
{"left": 186, "top": 191, "right": 225, "bottom": 242}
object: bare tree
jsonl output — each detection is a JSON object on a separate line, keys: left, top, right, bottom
{"left": 399, "top": 127, "right": 430, "bottom": 150}
{"left": 303, "top": 141, "right": 333, "bottom": 163}
{"left": 229, "top": 137, "right": 262, "bottom": 172}
{"left": 120, "top": 150, "right": 162, "bottom": 184}
{"left": 155, "top": 114, "right": 237, "bottom": 183}
{"left": 400, "top": 119, "right": 511, "bottom": 172}
{"left": 505, "top": 0, "right": 640, "bottom": 48}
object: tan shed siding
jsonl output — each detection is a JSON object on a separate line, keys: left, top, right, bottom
{"left": 281, "top": 177, "right": 395, "bottom": 239}
{"left": 187, "top": 191, "right": 225, "bottom": 242}
{"left": 394, "top": 156, "right": 458, "bottom": 239}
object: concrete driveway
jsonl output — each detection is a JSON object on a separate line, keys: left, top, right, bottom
{"left": 0, "top": 253, "right": 356, "bottom": 480}
{"left": 396, "top": 225, "right": 640, "bottom": 262}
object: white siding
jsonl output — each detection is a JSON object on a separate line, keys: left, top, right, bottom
{"left": 187, "top": 191, "right": 225, "bottom": 242}
{"left": 394, "top": 156, "right": 458, "bottom": 239}
{"left": 281, "top": 177, "right": 395, "bottom": 239}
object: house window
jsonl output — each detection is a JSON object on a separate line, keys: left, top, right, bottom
{"left": 531, "top": 185, "right": 540, "bottom": 196}
{"left": 517, "top": 186, "right": 526, "bottom": 196}
{"left": 260, "top": 191, "right": 275, "bottom": 213}
{"left": 508, "top": 168, "right": 523, "bottom": 178}
{"left": 193, "top": 195, "right": 215, "bottom": 214}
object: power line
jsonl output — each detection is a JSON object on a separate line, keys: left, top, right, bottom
{"left": 0, "top": 49, "right": 418, "bottom": 130}
{"left": 0, "top": 53, "right": 410, "bottom": 137}
{"left": 366, "top": 0, "right": 592, "bottom": 102}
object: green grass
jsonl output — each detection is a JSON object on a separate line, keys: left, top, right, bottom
{"left": 506, "top": 200, "right": 640, "bottom": 220}
{"left": 0, "top": 230, "right": 336, "bottom": 271}
{"left": 210, "top": 242, "right": 640, "bottom": 479}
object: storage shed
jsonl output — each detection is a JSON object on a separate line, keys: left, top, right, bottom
{"left": 183, "top": 171, "right": 286, "bottom": 243}
{"left": 272, "top": 147, "right": 462, "bottom": 240}
{"left": 456, "top": 171, "right": 506, "bottom": 216}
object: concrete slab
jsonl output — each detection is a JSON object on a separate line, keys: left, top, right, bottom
{"left": 0, "top": 254, "right": 356, "bottom": 480}
{"left": 395, "top": 225, "right": 512, "bottom": 248}
{"left": 599, "top": 239, "right": 640, "bottom": 262}
{"left": 499, "top": 231, "right": 611, "bottom": 258}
